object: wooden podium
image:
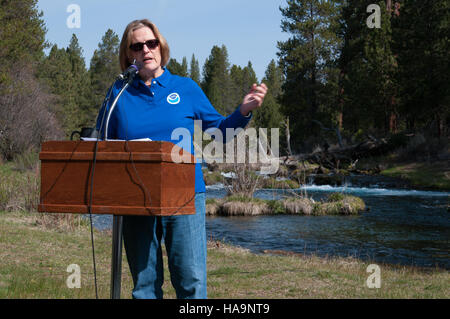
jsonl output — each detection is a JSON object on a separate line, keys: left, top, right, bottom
{"left": 38, "top": 140, "right": 196, "bottom": 298}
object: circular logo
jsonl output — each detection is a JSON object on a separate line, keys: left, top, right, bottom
{"left": 167, "top": 93, "right": 180, "bottom": 105}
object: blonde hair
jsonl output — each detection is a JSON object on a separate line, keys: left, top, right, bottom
{"left": 119, "top": 19, "right": 170, "bottom": 71}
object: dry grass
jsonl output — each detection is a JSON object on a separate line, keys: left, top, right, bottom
{"left": 206, "top": 240, "right": 449, "bottom": 299}
{"left": 0, "top": 162, "right": 85, "bottom": 230}
{"left": 206, "top": 194, "right": 365, "bottom": 216}
{"left": 283, "top": 197, "right": 314, "bottom": 215}
{"left": 0, "top": 211, "right": 448, "bottom": 299}
{"left": 221, "top": 201, "right": 271, "bottom": 216}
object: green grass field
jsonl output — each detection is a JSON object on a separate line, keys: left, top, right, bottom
{"left": 0, "top": 210, "right": 448, "bottom": 299}
{"left": 381, "top": 161, "right": 450, "bottom": 190}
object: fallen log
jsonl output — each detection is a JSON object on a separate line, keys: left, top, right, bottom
{"left": 298, "top": 137, "right": 390, "bottom": 170}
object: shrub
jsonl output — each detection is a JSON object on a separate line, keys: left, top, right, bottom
{"left": 203, "top": 169, "right": 224, "bottom": 186}
{"left": 314, "top": 195, "right": 365, "bottom": 215}
{"left": 327, "top": 192, "right": 345, "bottom": 202}
{"left": 266, "top": 200, "right": 285, "bottom": 214}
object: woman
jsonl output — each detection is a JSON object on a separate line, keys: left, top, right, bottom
{"left": 97, "top": 19, "right": 267, "bottom": 299}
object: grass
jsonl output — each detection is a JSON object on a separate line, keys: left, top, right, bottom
{"left": 206, "top": 193, "right": 366, "bottom": 216}
{"left": 381, "top": 161, "right": 450, "bottom": 190}
{"left": 1, "top": 210, "right": 448, "bottom": 299}
{"left": 0, "top": 210, "right": 122, "bottom": 298}
{"left": 0, "top": 154, "right": 448, "bottom": 299}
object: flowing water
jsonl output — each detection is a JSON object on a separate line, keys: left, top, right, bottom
{"left": 90, "top": 175, "right": 450, "bottom": 269}
{"left": 205, "top": 181, "right": 449, "bottom": 269}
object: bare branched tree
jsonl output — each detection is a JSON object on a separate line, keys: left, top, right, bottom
{"left": 0, "top": 64, "right": 64, "bottom": 160}
{"left": 223, "top": 135, "right": 262, "bottom": 198}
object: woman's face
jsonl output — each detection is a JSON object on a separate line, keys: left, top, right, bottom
{"left": 128, "top": 26, "right": 163, "bottom": 80}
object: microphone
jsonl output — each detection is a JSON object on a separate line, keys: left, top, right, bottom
{"left": 118, "top": 60, "right": 142, "bottom": 83}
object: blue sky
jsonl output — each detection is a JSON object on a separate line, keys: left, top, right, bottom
{"left": 37, "top": 0, "right": 289, "bottom": 81}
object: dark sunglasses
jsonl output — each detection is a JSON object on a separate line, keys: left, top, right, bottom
{"left": 129, "top": 39, "right": 160, "bottom": 52}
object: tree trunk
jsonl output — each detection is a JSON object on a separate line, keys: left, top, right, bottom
{"left": 285, "top": 117, "right": 293, "bottom": 156}
{"left": 337, "top": 70, "right": 345, "bottom": 131}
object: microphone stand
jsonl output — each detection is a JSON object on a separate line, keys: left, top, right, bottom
{"left": 105, "top": 70, "right": 138, "bottom": 140}
{"left": 103, "top": 71, "right": 138, "bottom": 299}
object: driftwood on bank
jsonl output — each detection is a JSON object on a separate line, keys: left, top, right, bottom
{"left": 285, "top": 136, "right": 391, "bottom": 170}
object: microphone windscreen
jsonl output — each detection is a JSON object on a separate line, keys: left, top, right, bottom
{"left": 134, "top": 61, "right": 144, "bottom": 70}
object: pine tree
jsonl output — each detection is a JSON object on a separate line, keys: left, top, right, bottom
{"left": 263, "top": 60, "right": 284, "bottom": 98}
{"left": 202, "top": 45, "right": 233, "bottom": 115}
{"left": 37, "top": 44, "right": 78, "bottom": 136}
{"left": 89, "top": 29, "right": 121, "bottom": 110}
{"left": 181, "top": 56, "right": 189, "bottom": 77}
{"left": 277, "top": 0, "right": 342, "bottom": 148}
{"left": 167, "top": 57, "right": 188, "bottom": 77}
{"left": 242, "top": 62, "right": 258, "bottom": 94}
{"left": 229, "top": 62, "right": 258, "bottom": 114}
{"left": 66, "top": 34, "right": 94, "bottom": 127}
{"left": 393, "top": 0, "right": 450, "bottom": 137}
{"left": 189, "top": 54, "right": 201, "bottom": 85}
{"left": 230, "top": 64, "right": 245, "bottom": 109}
{"left": 0, "top": 0, "right": 62, "bottom": 159}
{"left": 254, "top": 60, "right": 284, "bottom": 131}
{"left": 0, "top": 0, "right": 47, "bottom": 85}
{"left": 339, "top": 0, "right": 399, "bottom": 136}
{"left": 229, "top": 64, "right": 244, "bottom": 108}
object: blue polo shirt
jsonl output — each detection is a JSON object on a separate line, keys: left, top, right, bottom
{"left": 96, "top": 68, "right": 252, "bottom": 193}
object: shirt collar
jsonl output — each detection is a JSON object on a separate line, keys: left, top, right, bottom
{"left": 132, "top": 67, "right": 171, "bottom": 88}
{"left": 155, "top": 67, "right": 171, "bottom": 87}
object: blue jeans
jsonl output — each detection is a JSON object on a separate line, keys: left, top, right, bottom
{"left": 122, "top": 192, "right": 207, "bottom": 299}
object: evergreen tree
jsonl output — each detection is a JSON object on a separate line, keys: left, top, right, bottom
{"left": 181, "top": 56, "right": 189, "bottom": 77}
{"left": 229, "top": 62, "right": 258, "bottom": 114}
{"left": 167, "top": 57, "right": 188, "bottom": 77}
{"left": 202, "top": 45, "right": 232, "bottom": 115}
{"left": 393, "top": 0, "right": 450, "bottom": 136}
{"left": 242, "top": 62, "right": 258, "bottom": 94}
{"left": 339, "top": 0, "right": 399, "bottom": 136}
{"left": 189, "top": 54, "right": 201, "bottom": 85}
{"left": 262, "top": 60, "right": 284, "bottom": 98}
{"left": 37, "top": 44, "right": 78, "bottom": 136}
{"left": 254, "top": 60, "right": 284, "bottom": 131}
{"left": 0, "top": 0, "right": 47, "bottom": 85}
{"left": 229, "top": 64, "right": 244, "bottom": 109}
{"left": 66, "top": 34, "right": 94, "bottom": 127}
{"left": 67, "top": 34, "right": 85, "bottom": 76}
{"left": 0, "top": 0, "right": 62, "bottom": 159}
{"left": 89, "top": 29, "right": 121, "bottom": 110}
{"left": 277, "top": 0, "right": 342, "bottom": 148}
{"left": 37, "top": 34, "right": 95, "bottom": 136}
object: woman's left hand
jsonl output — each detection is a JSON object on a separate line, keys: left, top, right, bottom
{"left": 240, "top": 83, "right": 268, "bottom": 116}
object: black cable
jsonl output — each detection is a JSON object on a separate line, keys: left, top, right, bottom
{"left": 87, "top": 83, "right": 114, "bottom": 299}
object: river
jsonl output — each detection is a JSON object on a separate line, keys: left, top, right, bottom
{"left": 89, "top": 176, "right": 450, "bottom": 269}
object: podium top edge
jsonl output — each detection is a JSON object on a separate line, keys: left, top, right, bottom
{"left": 39, "top": 140, "right": 196, "bottom": 163}
{"left": 41, "top": 140, "right": 177, "bottom": 150}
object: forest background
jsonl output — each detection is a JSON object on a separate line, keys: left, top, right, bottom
{"left": 0, "top": 0, "right": 448, "bottom": 164}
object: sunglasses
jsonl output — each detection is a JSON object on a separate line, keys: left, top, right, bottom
{"left": 129, "top": 39, "right": 160, "bottom": 52}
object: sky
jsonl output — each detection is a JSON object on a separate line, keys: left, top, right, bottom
{"left": 36, "top": 0, "right": 290, "bottom": 81}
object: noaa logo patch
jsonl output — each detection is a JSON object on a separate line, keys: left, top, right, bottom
{"left": 167, "top": 93, "right": 180, "bottom": 105}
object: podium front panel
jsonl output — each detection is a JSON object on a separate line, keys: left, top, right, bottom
{"left": 38, "top": 141, "right": 196, "bottom": 216}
